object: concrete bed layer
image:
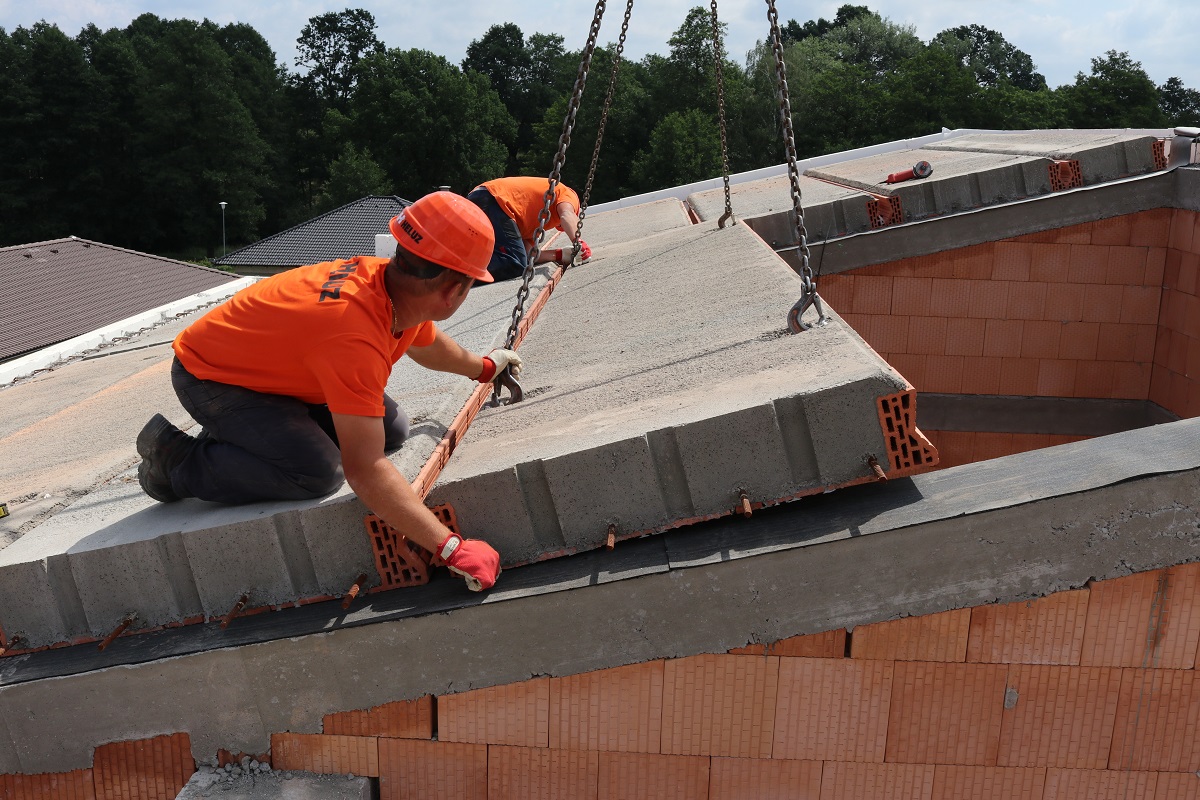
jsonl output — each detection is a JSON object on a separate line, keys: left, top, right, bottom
{"left": 923, "top": 130, "right": 1161, "bottom": 184}
{"left": 3, "top": 419, "right": 1198, "bottom": 774}
{"left": 428, "top": 217, "right": 915, "bottom": 565}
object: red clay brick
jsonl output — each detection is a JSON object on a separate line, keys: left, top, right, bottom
{"left": 1030, "top": 243, "right": 1072, "bottom": 283}
{"left": 997, "top": 358, "right": 1040, "bottom": 395}
{"left": 1092, "top": 215, "right": 1133, "bottom": 247}
{"left": 1007, "top": 281, "right": 1048, "bottom": 320}
{"left": 850, "top": 609, "right": 970, "bottom": 662}
{"left": 1149, "top": 364, "right": 1173, "bottom": 407}
{"left": 886, "top": 352, "right": 928, "bottom": 388}
{"left": 439, "top": 677, "right": 549, "bottom": 747}
{"left": 323, "top": 696, "right": 432, "bottom": 738}
{"left": 967, "top": 589, "right": 1089, "bottom": 665}
{"left": 968, "top": 279, "right": 1011, "bottom": 318}
{"left": 922, "top": 355, "right": 965, "bottom": 394}
{"left": 1043, "top": 282, "right": 1086, "bottom": 322}
{"left": 1043, "top": 768, "right": 1157, "bottom": 799}
{"left": 1165, "top": 249, "right": 1183, "bottom": 289}
{"left": 1170, "top": 209, "right": 1196, "bottom": 251}
{"left": 270, "top": 733, "right": 378, "bottom": 777}
{"left": 1081, "top": 284, "right": 1125, "bottom": 322}
{"left": 944, "top": 317, "right": 986, "bottom": 357}
{"left": 1187, "top": 337, "right": 1200, "bottom": 379}
{"left": 487, "top": 746, "right": 598, "bottom": 800}
{"left": 892, "top": 276, "right": 935, "bottom": 316}
{"left": 597, "top": 752, "right": 708, "bottom": 800}
{"left": 931, "top": 277, "right": 972, "bottom": 317}
{"left": 93, "top": 733, "right": 193, "bottom": 800}
{"left": 885, "top": 662, "right": 1007, "bottom": 765}
{"left": 660, "top": 654, "right": 778, "bottom": 758}
{"left": 959, "top": 356, "right": 1004, "bottom": 395}
{"left": 1037, "top": 359, "right": 1078, "bottom": 396}
{"left": 0, "top": 770, "right": 95, "bottom": 800}
{"left": 1120, "top": 285, "right": 1163, "bottom": 325}
{"left": 709, "top": 757, "right": 822, "bottom": 800}
{"left": 906, "top": 316, "right": 949, "bottom": 356}
{"left": 869, "top": 313, "right": 911, "bottom": 354}
{"left": 910, "top": 253, "right": 958, "bottom": 279}
{"left": 853, "top": 275, "right": 894, "bottom": 315}
{"left": 818, "top": 274, "right": 854, "bottom": 311}
{"left": 820, "top": 762, "right": 934, "bottom": 800}
{"left": 952, "top": 245, "right": 996, "bottom": 280}
{"left": 1110, "top": 668, "right": 1200, "bottom": 772}
{"left": 1080, "top": 565, "right": 1200, "bottom": 669}
{"left": 1145, "top": 247, "right": 1167, "bottom": 286}
{"left": 1068, "top": 244, "right": 1111, "bottom": 284}
{"left": 730, "top": 629, "right": 846, "bottom": 658}
{"left": 1056, "top": 224, "right": 1095, "bottom": 246}
{"left": 1096, "top": 322, "right": 1139, "bottom": 361}
{"left": 993, "top": 242, "right": 1034, "bottom": 281}
{"left": 927, "top": 430, "right": 973, "bottom": 468}
{"left": 1182, "top": 253, "right": 1200, "bottom": 296}
{"left": 1153, "top": 771, "right": 1200, "bottom": 799}
{"left": 773, "top": 657, "right": 893, "bottom": 762}
{"left": 550, "top": 661, "right": 663, "bottom": 753}
{"left": 983, "top": 319, "right": 1024, "bottom": 358}
{"left": 1107, "top": 246, "right": 1148, "bottom": 285}
{"left": 1111, "top": 361, "right": 1152, "bottom": 399}
{"left": 1020, "top": 320, "right": 1063, "bottom": 360}
{"left": 1169, "top": 332, "right": 1190, "bottom": 374}
{"left": 931, "top": 766, "right": 1046, "bottom": 800}
{"left": 1058, "top": 321, "right": 1100, "bottom": 361}
{"left": 1130, "top": 208, "right": 1173, "bottom": 247}
{"left": 377, "top": 739, "right": 486, "bottom": 800}
{"left": 998, "top": 665, "right": 1122, "bottom": 768}
{"left": 1134, "top": 324, "right": 1159, "bottom": 362}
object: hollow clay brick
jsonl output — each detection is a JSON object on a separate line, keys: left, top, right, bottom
{"left": 1080, "top": 565, "right": 1200, "bottom": 669}
{"left": 709, "top": 757, "right": 821, "bottom": 800}
{"left": 1091, "top": 215, "right": 1133, "bottom": 248}
{"left": 596, "top": 751, "right": 708, "bottom": 800}
{"left": 850, "top": 608, "right": 970, "bottom": 662}
{"left": 269, "top": 733, "right": 378, "bottom": 777}
{"left": 998, "top": 665, "right": 1121, "bottom": 769}
{"left": 0, "top": 769, "right": 95, "bottom": 800}
{"left": 377, "top": 739, "right": 486, "bottom": 800}
{"left": 323, "top": 696, "right": 433, "bottom": 738}
{"left": 438, "top": 677, "right": 549, "bottom": 747}
{"left": 820, "top": 761, "right": 934, "bottom": 800}
{"left": 1042, "top": 768, "right": 1157, "bottom": 799}
{"left": 1107, "top": 246, "right": 1149, "bottom": 286}
{"left": 1152, "top": 771, "right": 1200, "bottom": 800}
{"left": 487, "top": 745, "right": 598, "bottom": 800}
{"left": 992, "top": 242, "right": 1034, "bottom": 282}
{"left": 967, "top": 589, "right": 1089, "bottom": 665}
{"left": 660, "top": 654, "right": 778, "bottom": 758}
{"left": 931, "top": 765, "right": 1046, "bottom": 800}
{"left": 549, "top": 661, "right": 664, "bottom": 753}
{"left": 93, "top": 733, "right": 193, "bottom": 800}
{"left": 773, "top": 657, "right": 893, "bottom": 762}
{"left": 1110, "top": 668, "right": 1200, "bottom": 772}
{"left": 885, "top": 662, "right": 1006, "bottom": 766}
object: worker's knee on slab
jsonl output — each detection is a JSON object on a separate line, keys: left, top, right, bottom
{"left": 286, "top": 459, "right": 345, "bottom": 498}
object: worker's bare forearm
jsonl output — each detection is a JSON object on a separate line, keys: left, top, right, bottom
{"left": 345, "top": 458, "right": 449, "bottom": 554}
{"left": 407, "top": 328, "right": 485, "bottom": 379}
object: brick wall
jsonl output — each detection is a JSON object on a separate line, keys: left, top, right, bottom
{"left": 819, "top": 207, "right": 1200, "bottom": 466}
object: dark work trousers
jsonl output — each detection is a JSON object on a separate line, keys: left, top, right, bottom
{"left": 169, "top": 357, "right": 409, "bottom": 504}
{"left": 467, "top": 187, "right": 529, "bottom": 281}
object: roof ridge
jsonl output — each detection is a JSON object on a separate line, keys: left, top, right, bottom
{"left": 0, "top": 236, "right": 232, "bottom": 277}
{"left": 217, "top": 195, "right": 410, "bottom": 263}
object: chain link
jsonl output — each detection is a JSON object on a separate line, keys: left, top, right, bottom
{"left": 765, "top": 0, "right": 827, "bottom": 331}
{"left": 574, "top": 0, "right": 634, "bottom": 246}
{"left": 501, "top": 0, "right": 607, "bottom": 359}
{"left": 711, "top": 0, "right": 734, "bottom": 228}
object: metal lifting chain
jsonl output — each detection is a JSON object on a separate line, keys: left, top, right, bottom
{"left": 492, "top": 0, "right": 607, "bottom": 406}
{"left": 711, "top": 0, "right": 734, "bottom": 228}
{"left": 765, "top": 0, "right": 829, "bottom": 333}
{"left": 573, "top": 0, "right": 634, "bottom": 247}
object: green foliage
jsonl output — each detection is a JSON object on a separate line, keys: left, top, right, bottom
{"left": 313, "top": 144, "right": 392, "bottom": 213}
{"left": 294, "top": 8, "right": 382, "bottom": 106}
{"left": 931, "top": 25, "right": 1045, "bottom": 91}
{"left": 1062, "top": 50, "right": 1167, "bottom": 128}
{"left": 632, "top": 109, "right": 723, "bottom": 188}
{"left": 1159, "top": 77, "right": 1200, "bottom": 127}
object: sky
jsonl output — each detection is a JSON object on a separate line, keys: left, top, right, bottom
{"left": 3, "top": 0, "right": 1198, "bottom": 92}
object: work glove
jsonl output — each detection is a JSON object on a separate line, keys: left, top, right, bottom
{"left": 476, "top": 348, "right": 523, "bottom": 383}
{"left": 577, "top": 240, "right": 592, "bottom": 261}
{"left": 438, "top": 533, "right": 501, "bottom": 591}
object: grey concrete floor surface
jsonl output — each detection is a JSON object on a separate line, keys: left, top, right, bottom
{"left": 178, "top": 768, "right": 371, "bottom": 800}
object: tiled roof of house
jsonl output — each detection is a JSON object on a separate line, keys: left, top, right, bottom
{"left": 0, "top": 237, "right": 239, "bottom": 363}
{"left": 213, "top": 195, "right": 411, "bottom": 269}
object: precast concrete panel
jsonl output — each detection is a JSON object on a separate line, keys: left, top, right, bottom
{"left": 923, "top": 131, "right": 1161, "bottom": 184}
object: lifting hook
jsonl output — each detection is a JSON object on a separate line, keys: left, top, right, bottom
{"left": 787, "top": 289, "right": 831, "bottom": 333}
{"left": 489, "top": 366, "right": 524, "bottom": 407}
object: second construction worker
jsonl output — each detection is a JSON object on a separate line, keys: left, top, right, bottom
{"left": 134, "top": 192, "right": 509, "bottom": 592}
{"left": 468, "top": 176, "right": 592, "bottom": 281}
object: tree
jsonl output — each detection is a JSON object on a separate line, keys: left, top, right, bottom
{"left": 295, "top": 9, "right": 382, "bottom": 106}
{"left": 1159, "top": 77, "right": 1200, "bottom": 127}
{"left": 463, "top": 23, "right": 530, "bottom": 113}
{"left": 1062, "top": 50, "right": 1166, "bottom": 128}
{"left": 781, "top": 5, "right": 874, "bottom": 45}
{"left": 630, "top": 109, "right": 723, "bottom": 191}
{"left": 879, "top": 45, "right": 983, "bottom": 138}
{"left": 312, "top": 144, "right": 392, "bottom": 212}
{"left": 931, "top": 25, "right": 1046, "bottom": 91}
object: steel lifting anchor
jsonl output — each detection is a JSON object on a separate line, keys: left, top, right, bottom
{"left": 489, "top": 367, "right": 524, "bottom": 407}
{"left": 787, "top": 289, "right": 831, "bottom": 333}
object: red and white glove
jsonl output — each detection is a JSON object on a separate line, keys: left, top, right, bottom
{"left": 476, "top": 348, "right": 523, "bottom": 383}
{"left": 577, "top": 240, "right": 592, "bottom": 261}
{"left": 438, "top": 533, "right": 501, "bottom": 591}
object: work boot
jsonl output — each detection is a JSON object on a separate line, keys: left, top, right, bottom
{"left": 136, "top": 413, "right": 194, "bottom": 502}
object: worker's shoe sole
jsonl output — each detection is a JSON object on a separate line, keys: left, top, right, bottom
{"left": 136, "top": 413, "right": 193, "bottom": 503}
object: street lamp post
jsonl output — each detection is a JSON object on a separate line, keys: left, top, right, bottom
{"left": 219, "top": 201, "right": 228, "bottom": 257}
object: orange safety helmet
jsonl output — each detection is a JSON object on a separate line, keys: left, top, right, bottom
{"left": 389, "top": 191, "right": 496, "bottom": 283}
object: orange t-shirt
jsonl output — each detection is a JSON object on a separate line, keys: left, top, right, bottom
{"left": 477, "top": 177, "right": 580, "bottom": 242}
{"left": 173, "top": 257, "right": 436, "bottom": 416}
